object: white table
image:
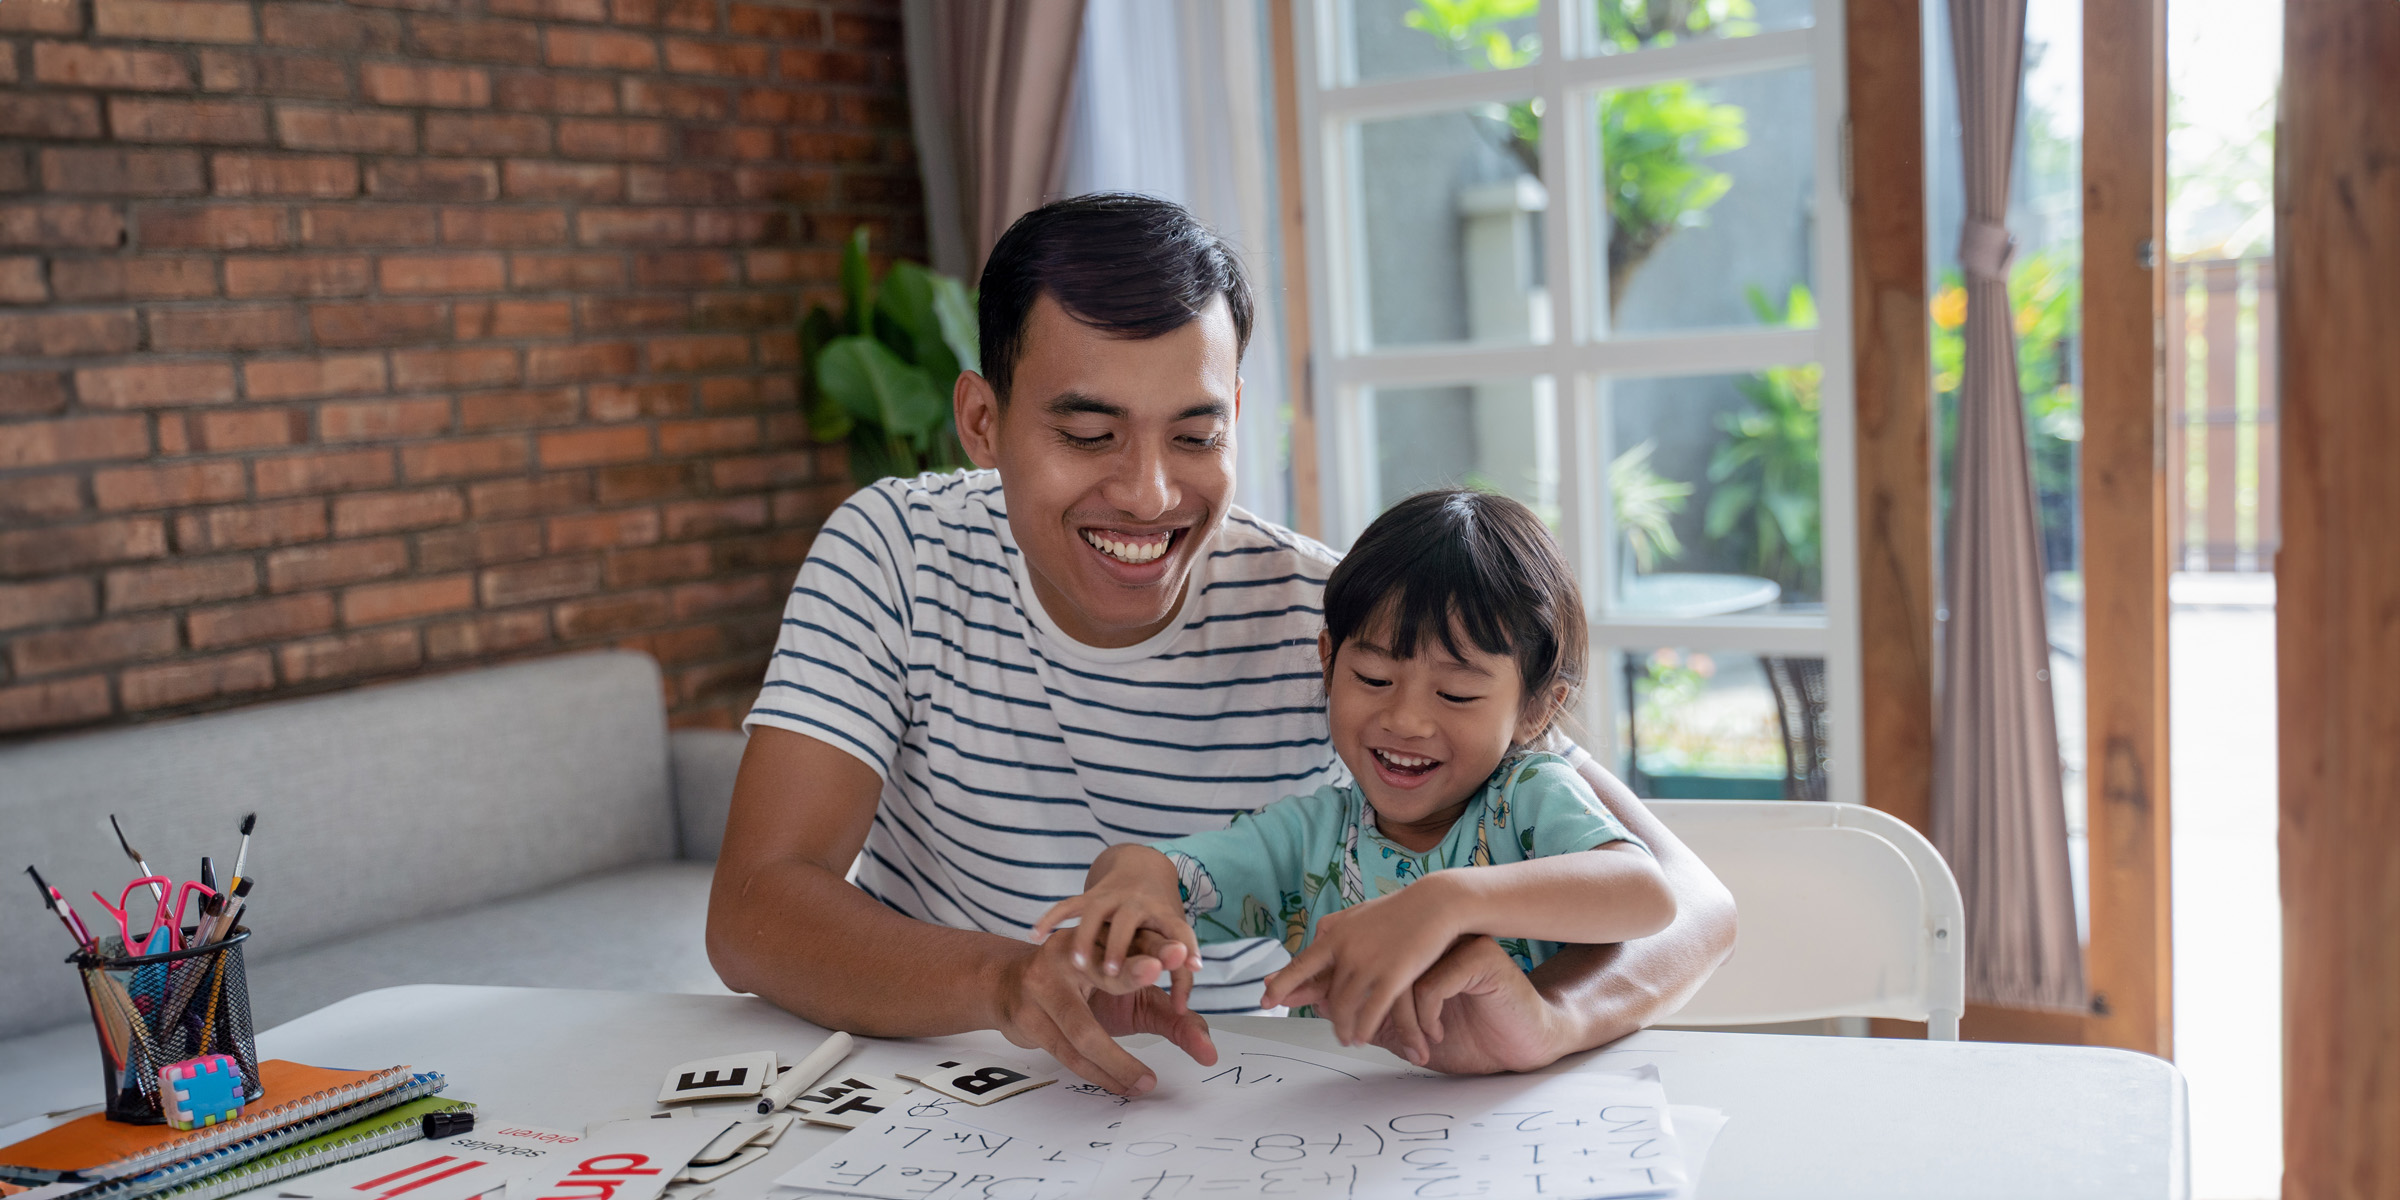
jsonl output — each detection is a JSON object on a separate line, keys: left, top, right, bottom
{"left": 231, "top": 985, "right": 2181, "bottom": 1200}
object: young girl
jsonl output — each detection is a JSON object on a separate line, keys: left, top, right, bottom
{"left": 1033, "top": 488, "right": 1675, "bottom": 1064}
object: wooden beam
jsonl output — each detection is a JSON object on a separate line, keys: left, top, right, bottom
{"left": 1265, "top": 0, "right": 1321, "bottom": 540}
{"left": 2080, "top": 0, "right": 2172, "bottom": 1058}
{"left": 1844, "top": 0, "right": 1934, "bottom": 839}
{"left": 2278, "top": 4, "right": 2400, "bottom": 1194}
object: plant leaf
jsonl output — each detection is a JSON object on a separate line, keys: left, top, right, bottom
{"left": 1763, "top": 488, "right": 1819, "bottom": 565}
{"left": 1703, "top": 479, "right": 1756, "bottom": 538}
{"left": 840, "top": 227, "right": 872, "bottom": 336}
{"left": 798, "top": 305, "right": 838, "bottom": 403}
{"left": 932, "top": 276, "right": 980, "bottom": 374}
{"left": 807, "top": 389, "right": 854, "bottom": 443}
{"left": 844, "top": 432, "right": 913, "bottom": 487}
{"left": 877, "top": 262, "right": 960, "bottom": 382}
{"left": 817, "top": 335, "right": 948, "bottom": 438}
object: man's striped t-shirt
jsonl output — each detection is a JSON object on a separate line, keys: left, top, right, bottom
{"left": 744, "top": 469, "right": 1345, "bottom": 1010}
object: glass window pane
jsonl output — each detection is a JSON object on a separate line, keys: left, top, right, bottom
{"left": 1601, "top": 368, "right": 1823, "bottom": 609}
{"left": 1592, "top": 65, "right": 1817, "bottom": 335}
{"left": 1605, "top": 646, "right": 1829, "bottom": 801}
{"left": 1369, "top": 379, "right": 1559, "bottom": 524}
{"left": 1350, "top": 106, "right": 1550, "bottom": 350}
{"left": 1587, "top": 0, "right": 1811, "bottom": 56}
{"left": 1343, "top": 0, "right": 1542, "bottom": 85}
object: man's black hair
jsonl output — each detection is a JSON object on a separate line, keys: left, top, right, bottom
{"left": 977, "top": 193, "right": 1254, "bottom": 401}
{"left": 1323, "top": 488, "right": 1588, "bottom": 736}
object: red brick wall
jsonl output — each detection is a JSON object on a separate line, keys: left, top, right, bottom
{"left": 0, "top": 0, "right": 918, "bottom": 736}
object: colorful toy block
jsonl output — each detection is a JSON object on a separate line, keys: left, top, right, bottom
{"left": 161, "top": 1054, "right": 246, "bottom": 1130}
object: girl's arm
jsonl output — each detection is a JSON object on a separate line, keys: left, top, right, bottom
{"left": 1430, "top": 842, "right": 1676, "bottom": 947}
{"left": 1262, "top": 842, "right": 1675, "bottom": 1053}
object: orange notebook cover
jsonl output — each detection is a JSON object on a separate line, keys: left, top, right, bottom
{"left": 0, "top": 1061, "right": 413, "bottom": 1180}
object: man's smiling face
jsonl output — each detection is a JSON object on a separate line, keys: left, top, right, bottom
{"left": 956, "top": 292, "right": 1241, "bottom": 649}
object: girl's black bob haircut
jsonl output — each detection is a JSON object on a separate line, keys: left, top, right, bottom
{"left": 1323, "top": 488, "right": 1587, "bottom": 735}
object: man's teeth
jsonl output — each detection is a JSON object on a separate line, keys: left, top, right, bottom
{"left": 1083, "top": 531, "right": 1170, "bottom": 564}
{"left": 1375, "top": 749, "right": 1437, "bottom": 770}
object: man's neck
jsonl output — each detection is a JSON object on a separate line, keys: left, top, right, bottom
{"left": 1023, "top": 566, "right": 1188, "bottom": 649}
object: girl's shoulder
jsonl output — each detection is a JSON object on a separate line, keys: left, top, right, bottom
{"left": 1490, "top": 751, "right": 1627, "bottom": 824}
{"left": 1491, "top": 750, "right": 1588, "bottom": 797}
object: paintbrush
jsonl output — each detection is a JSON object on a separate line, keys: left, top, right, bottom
{"left": 229, "top": 813, "right": 256, "bottom": 889}
{"left": 108, "top": 814, "right": 167, "bottom": 906}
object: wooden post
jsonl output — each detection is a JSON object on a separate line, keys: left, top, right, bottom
{"left": 1265, "top": 0, "right": 1321, "bottom": 540}
{"left": 2278, "top": 4, "right": 2400, "bottom": 1195}
{"left": 2165, "top": 264, "right": 2188, "bottom": 570}
{"left": 2081, "top": 0, "right": 2173, "bottom": 1058}
{"left": 2252, "top": 265, "right": 2279, "bottom": 562}
{"left": 1844, "top": 0, "right": 1934, "bottom": 840}
{"left": 2202, "top": 262, "right": 2242, "bottom": 570}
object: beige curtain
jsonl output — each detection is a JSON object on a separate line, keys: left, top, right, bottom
{"left": 901, "top": 0, "right": 1088, "bottom": 278}
{"left": 1933, "top": 0, "right": 2087, "bottom": 1012}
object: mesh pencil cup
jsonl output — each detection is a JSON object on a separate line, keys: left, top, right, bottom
{"left": 74, "top": 928, "right": 263, "bottom": 1124}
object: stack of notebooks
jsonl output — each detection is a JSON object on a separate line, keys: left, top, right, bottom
{"left": 0, "top": 1062, "right": 469, "bottom": 1200}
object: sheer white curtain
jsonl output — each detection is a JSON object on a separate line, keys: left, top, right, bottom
{"left": 1061, "top": 0, "right": 1293, "bottom": 527}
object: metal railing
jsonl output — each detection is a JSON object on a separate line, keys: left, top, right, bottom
{"left": 2167, "top": 256, "right": 2279, "bottom": 572}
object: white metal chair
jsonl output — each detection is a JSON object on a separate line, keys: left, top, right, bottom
{"left": 1648, "top": 801, "right": 1965, "bottom": 1039}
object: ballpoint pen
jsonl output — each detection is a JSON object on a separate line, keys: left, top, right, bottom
{"left": 109, "top": 814, "right": 168, "bottom": 908}
{"left": 205, "top": 876, "right": 253, "bottom": 944}
{"left": 27, "top": 865, "right": 96, "bottom": 952}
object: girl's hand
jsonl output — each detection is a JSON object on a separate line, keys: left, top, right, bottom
{"left": 1258, "top": 875, "right": 1463, "bottom": 1059}
{"left": 1032, "top": 847, "right": 1203, "bottom": 999}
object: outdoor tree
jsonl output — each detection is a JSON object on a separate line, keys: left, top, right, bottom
{"left": 1407, "top": 0, "right": 1753, "bottom": 308}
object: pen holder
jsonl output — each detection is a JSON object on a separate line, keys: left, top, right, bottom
{"left": 73, "top": 928, "right": 263, "bottom": 1124}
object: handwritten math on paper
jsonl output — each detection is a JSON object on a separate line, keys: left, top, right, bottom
{"left": 775, "top": 1031, "right": 1695, "bottom": 1200}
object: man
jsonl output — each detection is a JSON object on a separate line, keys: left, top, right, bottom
{"left": 707, "top": 194, "right": 1733, "bottom": 1096}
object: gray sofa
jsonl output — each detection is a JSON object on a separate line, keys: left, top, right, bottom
{"left": 0, "top": 651, "right": 747, "bottom": 1126}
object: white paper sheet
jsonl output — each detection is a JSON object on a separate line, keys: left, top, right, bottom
{"left": 773, "top": 1105, "right": 1103, "bottom": 1200}
{"left": 1662, "top": 1106, "right": 1728, "bottom": 1200}
{"left": 508, "top": 1116, "right": 736, "bottom": 1200}
{"left": 781, "top": 1032, "right": 1689, "bottom": 1200}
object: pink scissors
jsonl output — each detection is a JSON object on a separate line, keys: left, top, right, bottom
{"left": 92, "top": 877, "right": 218, "bottom": 954}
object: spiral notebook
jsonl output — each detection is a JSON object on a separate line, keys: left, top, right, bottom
{"left": 127, "top": 1098, "right": 471, "bottom": 1200}
{"left": 57, "top": 1076, "right": 450, "bottom": 1200}
{"left": 0, "top": 1063, "right": 424, "bottom": 1183}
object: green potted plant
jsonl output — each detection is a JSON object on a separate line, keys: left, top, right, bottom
{"left": 1703, "top": 283, "right": 1824, "bottom": 596}
{"left": 1406, "top": 0, "right": 1752, "bottom": 308}
{"left": 801, "top": 228, "right": 980, "bottom": 485}
{"left": 1610, "top": 438, "right": 1692, "bottom": 574}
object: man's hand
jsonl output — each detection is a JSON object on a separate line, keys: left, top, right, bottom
{"left": 990, "top": 927, "right": 1218, "bottom": 1096}
{"left": 1368, "top": 934, "right": 1570, "bottom": 1074}
{"left": 1258, "top": 878, "right": 1461, "bottom": 1058}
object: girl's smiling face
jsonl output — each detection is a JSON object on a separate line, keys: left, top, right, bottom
{"left": 1319, "top": 622, "right": 1561, "bottom": 853}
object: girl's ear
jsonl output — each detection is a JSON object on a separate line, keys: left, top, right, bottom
{"left": 1514, "top": 682, "right": 1570, "bottom": 746}
{"left": 1317, "top": 630, "right": 1335, "bottom": 679}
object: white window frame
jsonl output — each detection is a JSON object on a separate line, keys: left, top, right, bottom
{"left": 1290, "top": 0, "right": 1863, "bottom": 806}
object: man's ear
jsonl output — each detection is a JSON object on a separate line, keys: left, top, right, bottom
{"left": 955, "top": 370, "right": 1001, "bottom": 469}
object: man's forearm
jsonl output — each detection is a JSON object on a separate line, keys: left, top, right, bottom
{"left": 707, "top": 851, "right": 1036, "bottom": 1038}
{"left": 1524, "top": 858, "right": 1736, "bottom": 1046}
{"left": 1523, "top": 756, "right": 1738, "bottom": 1046}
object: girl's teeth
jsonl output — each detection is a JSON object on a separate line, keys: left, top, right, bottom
{"left": 1376, "top": 749, "right": 1435, "bottom": 769}
{"left": 1084, "top": 531, "right": 1168, "bottom": 564}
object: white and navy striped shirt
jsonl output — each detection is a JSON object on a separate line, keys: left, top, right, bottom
{"left": 745, "top": 469, "right": 1345, "bottom": 1009}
